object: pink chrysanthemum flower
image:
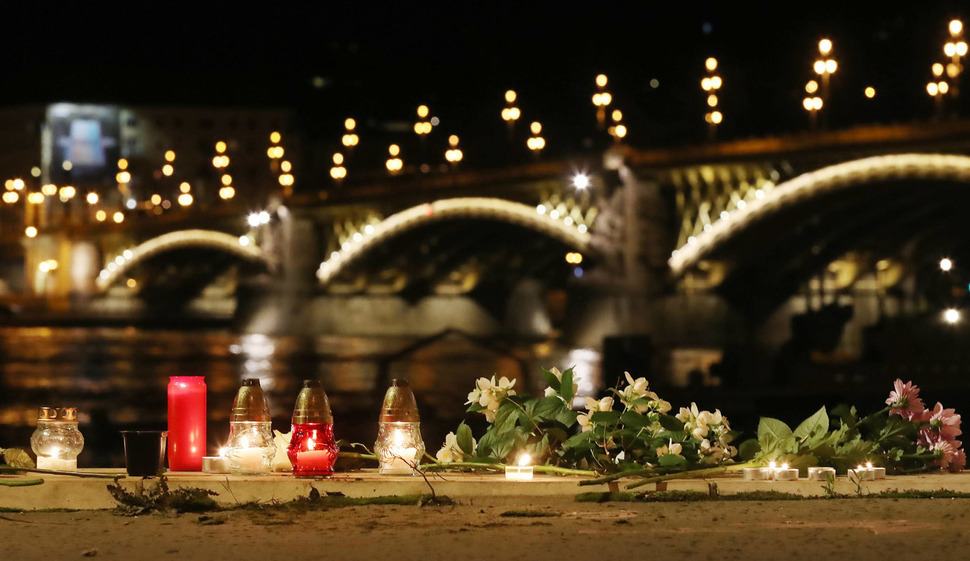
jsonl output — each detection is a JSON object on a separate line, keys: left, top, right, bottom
{"left": 950, "top": 448, "right": 967, "bottom": 472}
{"left": 886, "top": 379, "right": 925, "bottom": 419}
{"left": 929, "top": 439, "right": 959, "bottom": 470}
{"left": 924, "top": 402, "right": 963, "bottom": 442}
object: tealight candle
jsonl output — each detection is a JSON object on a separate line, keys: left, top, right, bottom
{"left": 36, "top": 457, "right": 78, "bottom": 471}
{"left": 202, "top": 448, "right": 230, "bottom": 474}
{"left": 505, "top": 453, "right": 534, "bottom": 481}
{"left": 743, "top": 467, "right": 768, "bottom": 481}
{"left": 807, "top": 467, "right": 836, "bottom": 481}
{"left": 848, "top": 464, "right": 875, "bottom": 480}
{"left": 773, "top": 463, "right": 799, "bottom": 481}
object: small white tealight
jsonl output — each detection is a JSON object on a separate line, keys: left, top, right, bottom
{"left": 505, "top": 453, "right": 534, "bottom": 481}
{"left": 848, "top": 464, "right": 875, "bottom": 481}
{"left": 807, "top": 467, "right": 836, "bottom": 481}
{"left": 743, "top": 467, "right": 768, "bottom": 481}
{"left": 773, "top": 463, "right": 799, "bottom": 481}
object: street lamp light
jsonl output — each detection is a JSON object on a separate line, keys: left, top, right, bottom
{"left": 342, "top": 118, "right": 359, "bottom": 150}
{"left": 386, "top": 144, "right": 403, "bottom": 174}
{"left": 592, "top": 74, "right": 611, "bottom": 129}
{"left": 701, "top": 57, "right": 722, "bottom": 140}
{"left": 608, "top": 109, "right": 627, "bottom": 142}
{"left": 811, "top": 38, "right": 837, "bottom": 129}
{"left": 526, "top": 121, "right": 545, "bottom": 157}
{"left": 445, "top": 135, "right": 463, "bottom": 167}
{"left": 803, "top": 80, "right": 823, "bottom": 129}
{"left": 501, "top": 90, "right": 521, "bottom": 140}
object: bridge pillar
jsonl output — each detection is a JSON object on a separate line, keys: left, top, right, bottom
{"left": 235, "top": 205, "right": 320, "bottom": 334}
{"left": 567, "top": 149, "right": 671, "bottom": 355}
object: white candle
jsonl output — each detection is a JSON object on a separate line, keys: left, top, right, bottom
{"left": 380, "top": 446, "right": 418, "bottom": 475}
{"left": 231, "top": 447, "right": 269, "bottom": 474}
{"left": 505, "top": 453, "right": 534, "bottom": 481}
{"left": 202, "top": 456, "right": 230, "bottom": 474}
{"left": 807, "top": 467, "right": 836, "bottom": 481}
{"left": 743, "top": 467, "right": 768, "bottom": 481}
{"left": 848, "top": 465, "right": 875, "bottom": 480}
{"left": 36, "top": 457, "right": 77, "bottom": 471}
{"left": 773, "top": 465, "right": 799, "bottom": 481}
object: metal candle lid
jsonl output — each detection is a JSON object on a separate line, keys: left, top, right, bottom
{"left": 37, "top": 407, "right": 77, "bottom": 421}
{"left": 291, "top": 380, "right": 333, "bottom": 424}
{"left": 230, "top": 378, "right": 272, "bottom": 422}
{"left": 379, "top": 379, "right": 420, "bottom": 423}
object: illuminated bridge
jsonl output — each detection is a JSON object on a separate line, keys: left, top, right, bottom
{"left": 12, "top": 119, "right": 970, "bottom": 387}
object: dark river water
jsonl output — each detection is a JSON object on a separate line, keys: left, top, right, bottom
{"left": 0, "top": 326, "right": 539, "bottom": 468}
{"left": 4, "top": 325, "right": 969, "bottom": 469}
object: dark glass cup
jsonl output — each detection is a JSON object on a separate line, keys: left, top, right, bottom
{"left": 121, "top": 431, "right": 168, "bottom": 477}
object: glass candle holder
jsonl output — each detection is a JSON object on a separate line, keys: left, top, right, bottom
{"left": 375, "top": 422, "right": 424, "bottom": 474}
{"left": 287, "top": 380, "right": 338, "bottom": 477}
{"left": 30, "top": 407, "right": 84, "bottom": 471}
{"left": 167, "top": 376, "right": 206, "bottom": 471}
{"left": 375, "top": 379, "right": 424, "bottom": 475}
{"left": 226, "top": 378, "right": 274, "bottom": 475}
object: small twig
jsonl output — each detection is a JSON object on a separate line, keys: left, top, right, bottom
{"left": 0, "top": 467, "right": 116, "bottom": 479}
{"left": 624, "top": 462, "right": 755, "bottom": 489}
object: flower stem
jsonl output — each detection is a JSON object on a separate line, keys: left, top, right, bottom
{"left": 623, "top": 462, "right": 758, "bottom": 490}
{"left": 417, "top": 462, "right": 596, "bottom": 477}
{"left": 337, "top": 451, "right": 377, "bottom": 462}
{"left": 0, "top": 467, "right": 117, "bottom": 479}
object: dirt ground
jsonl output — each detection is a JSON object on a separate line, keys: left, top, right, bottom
{"left": 3, "top": 496, "right": 970, "bottom": 561}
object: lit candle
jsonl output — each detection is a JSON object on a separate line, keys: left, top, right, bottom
{"left": 36, "top": 457, "right": 78, "bottom": 471}
{"left": 773, "top": 462, "right": 799, "bottom": 481}
{"left": 505, "top": 453, "right": 534, "bottom": 481}
{"left": 380, "top": 429, "right": 418, "bottom": 475}
{"left": 807, "top": 467, "right": 836, "bottom": 481}
{"left": 848, "top": 464, "right": 875, "bottom": 481}
{"left": 202, "top": 447, "right": 230, "bottom": 474}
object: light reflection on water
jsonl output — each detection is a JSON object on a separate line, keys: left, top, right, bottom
{"left": 0, "top": 327, "right": 582, "bottom": 468}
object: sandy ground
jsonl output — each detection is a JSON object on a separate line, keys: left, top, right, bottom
{"left": 3, "top": 496, "right": 970, "bottom": 561}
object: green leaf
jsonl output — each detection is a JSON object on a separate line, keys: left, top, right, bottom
{"left": 527, "top": 396, "right": 566, "bottom": 423}
{"left": 620, "top": 410, "right": 650, "bottom": 430}
{"left": 657, "top": 454, "right": 687, "bottom": 467}
{"left": 738, "top": 438, "right": 760, "bottom": 461}
{"left": 658, "top": 415, "right": 684, "bottom": 432}
{"left": 564, "top": 430, "right": 595, "bottom": 449}
{"left": 793, "top": 406, "right": 829, "bottom": 445}
{"left": 455, "top": 422, "right": 475, "bottom": 456}
{"left": 541, "top": 369, "right": 561, "bottom": 393}
{"left": 492, "top": 402, "right": 519, "bottom": 436}
{"left": 757, "top": 417, "right": 793, "bottom": 446}
{"left": 555, "top": 408, "right": 578, "bottom": 427}
{"left": 590, "top": 411, "right": 620, "bottom": 425}
{"left": 560, "top": 368, "right": 575, "bottom": 403}
{"left": 467, "top": 402, "right": 485, "bottom": 413}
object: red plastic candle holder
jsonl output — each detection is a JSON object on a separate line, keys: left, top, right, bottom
{"left": 167, "top": 376, "right": 206, "bottom": 471}
{"left": 287, "top": 423, "right": 338, "bottom": 477}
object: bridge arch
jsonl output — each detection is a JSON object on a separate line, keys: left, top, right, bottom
{"left": 317, "top": 197, "right": 592, "bottom": 284}
{"left": 668, "top": 153, "right": 970, "bottom": 276}
{"left": 95, "top": 229, "right": 267, "bottom": 292}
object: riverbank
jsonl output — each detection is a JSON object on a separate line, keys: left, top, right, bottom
{"left": 3, "top": 493, "right": 970, "bottom": 561}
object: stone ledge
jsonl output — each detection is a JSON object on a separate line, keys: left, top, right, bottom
{"left": 2, "top": 470, "right": 969, "bottom": 511}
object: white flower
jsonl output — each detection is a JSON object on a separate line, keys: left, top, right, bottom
{"left": 656, "top": 439, "right": 683, "bottom": 458}
{"left": 615, "top": 451, "right": 626, "bottom": 463}
{"left": 436, "top": 431, "right": 475, "bottom": 463}
{"left": 465, "top": 375, "right": 517, "bottom": 422}
{"left": 544, "top": 367, "right": 579, "bottom": 401}
{"left": 576, "top": 396, "right": 615, "bottom": 432}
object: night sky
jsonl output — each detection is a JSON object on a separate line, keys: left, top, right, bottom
{"left": 2, "top": 2, "right": 969, "bottom": 165}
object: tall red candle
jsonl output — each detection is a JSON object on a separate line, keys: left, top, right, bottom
{"left": 167, "top": 376, "right": 206, "bottom": 471}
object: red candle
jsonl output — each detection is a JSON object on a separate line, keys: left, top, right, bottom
{"left": 167, "top": 376, "right": 206, "bottom": 471}
{"left": 287, "top": 423, "right": 338, "bottom": 476}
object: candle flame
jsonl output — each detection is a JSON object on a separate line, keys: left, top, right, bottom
{"left": 856, "top": 464, "right": 864, "bottom": 471}
{"left": 307, "top": 438, "right": 316, "bottom": 451}
{"left": 391, "top": 429, "right": 405, "bottom": 447}
{"left": 240, "top": 436, "right": 250, "bottom": 448}
{"left": 218, "top": 446, "right": 228, "bottom": 458}
{"left": 780, "top": 463, "right": 789, "bottom": 470}
{"left": 768, "top": 460, "right": 777, "bottom": 470}
{"left": 518, "top": 453, "right": 532, "bottom": 467}
{"left": 865, "top": 461, "right": 873, "bottom": 469}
